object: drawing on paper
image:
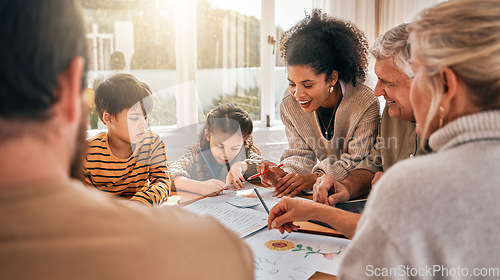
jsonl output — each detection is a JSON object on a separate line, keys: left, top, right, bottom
{"left": 291, "top": 244, "right": 341, "bottom": 260}
{"left": 264, "top": 239, "right": 341, "bottom": 260}
{"left": 254, "top": 257, "right": 315, "bottom": 279}
{"left": 264, "top": 240, "right": 296, "bottom": 251}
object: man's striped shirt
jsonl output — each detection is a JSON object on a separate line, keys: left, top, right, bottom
{"left": 82, "top": 132, "right": 171, "bottom": 206}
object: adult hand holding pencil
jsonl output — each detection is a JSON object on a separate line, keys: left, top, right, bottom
{"left": 255, "top": 162, "right": 287, "bottom": 188}
{"left": 248, "top": 163, "right": 284, "bottom": 180}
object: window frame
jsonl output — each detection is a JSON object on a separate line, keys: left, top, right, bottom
{"left": 86, "top": 0, "right": 286, "bottom": 135}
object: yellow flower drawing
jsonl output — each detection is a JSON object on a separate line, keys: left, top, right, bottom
{"left": 264, "top": 240, "right": 295, "bottom": 251}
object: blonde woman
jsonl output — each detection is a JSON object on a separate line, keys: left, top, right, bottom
{"left": 339, "top": 0, "right": 500, "bottom": 278}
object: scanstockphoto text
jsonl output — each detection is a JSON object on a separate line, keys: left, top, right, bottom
{"left": 366, "top": 264, "right": 500, "bottom": 278}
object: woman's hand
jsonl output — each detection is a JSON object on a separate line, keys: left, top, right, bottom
{"left": 257, "top": 162, "right": 287, "bottom": 187}
{"left": 268, "top": 196, "right": 317, "bottom": 234}
{"left": 274, "top": 173, "right": 317, "bottom": 198}
{"left": 226, "top": 161, "right": 248, "bottom": 190}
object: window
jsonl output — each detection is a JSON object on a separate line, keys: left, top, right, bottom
{"left": 82, "top": 0, "right": 273, "bottom": 130}
{"left": 81, "top": 0, "right": 444, "bottom": 132}
{"left": 81, "top": 0, "right": 177, "bottom": 129}
{"left": 274, "top": 0, "right": 314, "bottom": 120}
{"left": 196, "top": 0, "right": 261, "bottom": 121}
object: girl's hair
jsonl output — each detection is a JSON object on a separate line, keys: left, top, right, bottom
{"left": 280, "top": 9, "right": 369, "bottom": 86}
{"left": 199, "top": 104, "right": 260, "bottom": 154}
{"left": 370, "top": 23, "right": 413, "bottom": 79}
{"left": 409, "top": 0, "right": 500, "bottom": 138}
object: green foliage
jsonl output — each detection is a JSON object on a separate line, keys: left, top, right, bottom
{"left": 196, "top": 0, "right": 261, "bottom": 69}
{"left": 148, "top": 94, "right": 177, "bottom": 126}
{"left": 210, "top": 83, "right": 261, "bottom": 121}
{"left": 89, "top": 110, "right": 100, "bottom": 129}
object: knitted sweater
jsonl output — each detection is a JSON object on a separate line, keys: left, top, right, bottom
{"left": 169, "top": 144, "right": 267, "bottom": 189}
{"left": 340, "top": 110, "right": 500, "bottom": 279}
{"left": 280, "top": 82, "right": 380, "bottom": 181}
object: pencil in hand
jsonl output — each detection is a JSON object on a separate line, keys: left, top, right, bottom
{"left": 247, "top": 163, "right": 284, "bottom": 180}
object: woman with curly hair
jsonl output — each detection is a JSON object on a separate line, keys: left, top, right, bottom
{"left": 259, "top": 10, "right": 380, "bottom": 197}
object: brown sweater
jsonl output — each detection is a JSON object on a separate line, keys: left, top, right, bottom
{"left": 355, "top": 106, "right": 427, "bottom": 174}
{"left": 0, "top": 180, "right": 254, "bottom": 280}
{"left": 280, "top": 82, "right": 380, "bottom": 181}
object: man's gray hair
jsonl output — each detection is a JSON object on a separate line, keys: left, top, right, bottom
{"left": 370, "top": 23, "right": 413, "bottom": 79}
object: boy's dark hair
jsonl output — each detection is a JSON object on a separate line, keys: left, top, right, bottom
{"left": 280, "top": 9, "right": 369, "bottom": 87}
{"left": 94, "top": 73, "right": 153, "bottom": 122}
{"left": 199, "top": 104, "right": 259, "bottom": 154}
{"left": 0, "top": 0, "right": 89, "bottom": 121}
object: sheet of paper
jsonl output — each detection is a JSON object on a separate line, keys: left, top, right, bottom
{"left": 184, "top": 200, "right": 268, "bottom": 238}
{"left": 254, "top": 257, "right": 315, "bottom": 280}
{"left": 252, "top": 186, "right": 282, "bottom": 212}
{"left": 208, "top": 183, "right": 280, "bottom": 211}
{"left": 224, "top": 184, "right": 282, "bottom": 213}
{"left": 225, "top": 188, "right": 262, "bottom": 208}
{"left": 246, "top": 229, "right": 350, "bottom": 276}
{"left": 224, "top": 185, "right": 283, "bottom": 213}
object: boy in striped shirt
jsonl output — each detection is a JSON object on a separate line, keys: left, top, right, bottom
{"left": 82, "top": 73, "right": 171, "bottom": 206}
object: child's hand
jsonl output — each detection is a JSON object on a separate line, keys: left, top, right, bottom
{"left": 226, "top": 161, "right": 248, "bottom": 190}
{"left": 201, "top": 179, "right": 226, "bottom": 197}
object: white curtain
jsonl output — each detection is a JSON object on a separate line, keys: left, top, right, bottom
{"left": 313, "top": 0, "right": 377, "bottom": 44}
{"left": 316, "top": 0, "right": 445, "bottom": 46}
{"left": 378, "top": 0, "right": 445, "bottom": 34}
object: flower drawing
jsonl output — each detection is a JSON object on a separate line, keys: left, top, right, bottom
{"left": 264, "top": 240, "right": 296, "bottom": 251}
{"left": 263, "top": 240, "right": 341, "bottom": 260}
{"left": 322, "top": 252, "right": 340, "bottom": 260}
{"left": 291, "top": 244, "right": 341, "bottom": 260}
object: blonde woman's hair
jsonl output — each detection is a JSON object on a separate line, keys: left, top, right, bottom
{"left": 409, "top": 0, "right": 500, "bottom": 138}
{"left": 370, "top": 23, "right": 413, "bottom": 79}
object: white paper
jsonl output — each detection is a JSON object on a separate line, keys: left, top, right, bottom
{"left": 225, "top": 186, "right": 283, "bottom": 214}
{"left": 183, "top": 184, "right": 349, "bottom": 277}
{"left": 251, "top": 186, "right": 282, "bottom": 213}
{"left": 225, "top": 188, "right": 262, "bottom": 208}
{"left": 254, "top": 257, "right": 315, "bottom": 280}
{"left": 184, "top": 200, "right": 268, "bottom": 238}
{"left": 246, "top": 229, "right": 351, "bottom": 276}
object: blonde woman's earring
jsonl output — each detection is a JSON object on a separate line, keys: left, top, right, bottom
{"left": 439, "top": 106, "right": 445, "bottom": 128}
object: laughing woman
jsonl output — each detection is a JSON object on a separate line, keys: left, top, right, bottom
{"left": 260, "top": 10, "right": 380, "bottom": 197}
